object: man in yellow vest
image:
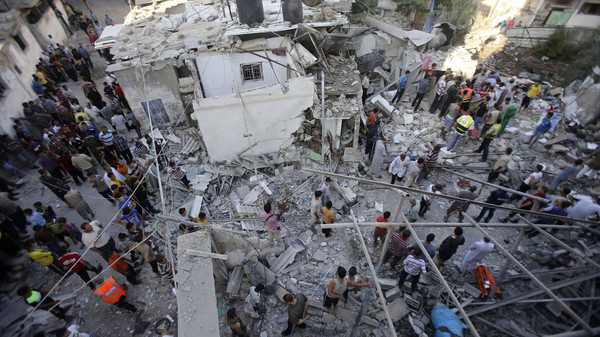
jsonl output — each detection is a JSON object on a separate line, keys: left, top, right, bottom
{"left": 446, "top": 113, "right": 475, "bottom": 153}
{"left": 94, "top": 276, "right": 137, "bottom": 312}
{"left": 17, "top": 286, "right": 67, "bottom": 319}
{"left": 475, "top": 120, "right": 502, "bottom": 161}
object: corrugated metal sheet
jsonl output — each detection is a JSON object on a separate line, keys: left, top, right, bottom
{"left": 545, "top": 11, "right": 572, "bottom": 26}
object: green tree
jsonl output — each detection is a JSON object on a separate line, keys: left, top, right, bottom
{"left": 433, "top": 0, "right": 479, "bottom": 32}
{"left": 395, "top": 0, "right": 428, "bottom": 13}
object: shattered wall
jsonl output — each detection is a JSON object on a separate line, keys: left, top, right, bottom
{"left": 109, "top": 62, "right": 183, "bottom": 129}
{"left": 0, "top": 17, "right": 43, "bottom": 135}
{"left": 196, "top": 51, "right": 289, "bottom": 98}
{"left": 192, "top": 77, "right": 315, "bottom": 162}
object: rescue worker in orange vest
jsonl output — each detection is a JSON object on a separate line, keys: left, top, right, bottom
{"left": 475, "top": 120, "right": 502, "bottom": 161}
{"left": 460, "top": 82, "right": 474, "bottom": 112}
{"left": 446, "top": 113, "right": 475, "bottom": 153}
{"left": 94, "top": 276, "right": 137, "bottom": 312}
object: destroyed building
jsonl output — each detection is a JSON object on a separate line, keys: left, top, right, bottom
{"left": 1, "top": 0, "right": 600, "bottom": 337}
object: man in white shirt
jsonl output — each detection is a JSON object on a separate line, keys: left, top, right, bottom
{"left": 388, "top": 154, "right": 410, "bottom": 185}
{"left": 568, "top": 195, "right": 600, "bottom": 220}
{"left": 510, "top": 164, "right": 543, "bottom": 201}
{"left": 404, "top": 158, "right": 424, "bottom": 187}
{"left": 310, "top": 190, "right": 322, "bottom": 232}
{"left": 81, "top": 220, "right": 115, "bottom": 261}
{"left": 460, "top": 237, "right": 494, "bottom": 273}
{"left": 419, "top": 184, "right": 442, "bottom": 217}
{"left": 245, "top": 283, "right": 265, "bottom": 313}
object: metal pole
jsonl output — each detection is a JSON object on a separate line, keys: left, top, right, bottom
{"left": 301, "top": 168, "right": 600, "bottom": 227}
{"left": 402, "top": 215, "right": 481, "bottom": 337}
{"left": 465, "top": 214, "right": 595, "bottom": 336}
{"left": 440, "top": 167, "right": 548, "bottom": 203}
{"left": 489, "top": 228, "right": 526, "bottom": 296}
{"left": 377, "top": 194, "right": 406, "bottom": 268}
{"left": 466, "top": 271, "right": 600, "bottom": 316}
{"left": 321, "top": 70, "right": 325, "bottom": 165}
{"left": 321, "top": 222, "right": 578, "bottom": 230}
{"left": 517, "top": 215, "right": 600, "bottom": 269}
{"left": 543, "top": 327, "right": 600, "bottom": 337}
{"left": 349, "top": 210, "right": 397, "bottom": 337}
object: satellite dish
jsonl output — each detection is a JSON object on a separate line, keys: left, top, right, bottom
{"left": 302, "top": 0, "right": 323, "bottom": 6}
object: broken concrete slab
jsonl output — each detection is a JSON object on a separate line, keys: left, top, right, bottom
{"left": 177, "top": 231, "right": 220, "bottom": 337}
{"left": 270, "top": 247, "right": 298, "bottom": 275}
{"left": 307, "top": 299, "right": 379, "bottom": 327}
{"left": 376, "top": 298, "right": 409, "bottom": 322}
{"left": 225, "top": 267, "right": 243, "bottom": 297}
{"left": 311, "top": 249, "right": 328, "bottom": 262}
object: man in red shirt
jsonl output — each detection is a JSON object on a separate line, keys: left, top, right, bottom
{"left": 58, "top": 246, "right": 102, "bottom": 290}
{"left": 373, "top": 211, "right": 390, "bottom": 248}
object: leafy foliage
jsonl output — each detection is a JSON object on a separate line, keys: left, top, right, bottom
{"left": 432, "top": 0, "right": 479, "bottom": 32}
{"left": 348, "top": 0, "right": 379, "bottom": 24}
{"left": 533, "top": 31, "right": 584, "bottom": 62}
{"left": 395, "top": 0, "right": 428, "bottom": 13}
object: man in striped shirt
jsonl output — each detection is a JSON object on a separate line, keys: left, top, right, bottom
{"left": 417, "top": 145, "right": 441, "bottom": 184}
{"left": 398, "top": 248, "right": 427, "bottom": 292}
{"left": 99, "top": 126, "right": 115, "bottom": 153}
{"left": 382, "top": 229, "right": 411, "bottom": 268}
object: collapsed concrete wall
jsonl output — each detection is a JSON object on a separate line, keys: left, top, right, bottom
{"left": 109, "top": 62, "right": 183, "bottom": 129}
{"left": 192, "top": 76, "right": 315, "bottom": 162}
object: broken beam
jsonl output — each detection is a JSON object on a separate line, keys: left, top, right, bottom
{"left": 403, "top": 215, "right": 480, "bottom": 337}
{"left": 185, "top": 249, "right": 228, "bottom": 260}
{"left": 301, "top": 168, "right": 600, "bottom": 226}
{"left": 517, "top": 215, "right": 600, "bottom": 269}
{"left": 466, "top": 271, "right": 600, "bottom": 316}
{"left": 320, "top": 222, "right": 575, "bottom": 230}
{"left": 349, "top": 210, "right": 397, "bottom": 337}
{"left": 466, "top": 214, "right": 594, "bottom": 336}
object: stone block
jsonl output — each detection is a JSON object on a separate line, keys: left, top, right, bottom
{"left": 387, "top": 298, "right": 409, "bottom": 322}
{"left": 311, "top": 250, "right": 328, "bottom": 262}
{"left": 322, "top": 312, "right": 336, "bottom": 324}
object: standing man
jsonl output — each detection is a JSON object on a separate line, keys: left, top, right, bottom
{"left": 404, "top": 197, "right": 419, "bottom": 223}
{"left": 459, "top": 83, "right": 474, "bottom": 112}
{"left": 282, "top": 292, "right": 309, "bottom": 335}
{"left": 323, "top": 267, "right": 372, "bottom": 311}
{"left": 404, "top": 158, "right": 423, "bottom": 187}
{"left": 509, "top": 164, "right": 544, "bottom": 201}
{"left": 415, "top": 233, "right": 436, "bottom": 258}
{"left": 17, "top": 286, "right": 66, "bottom": 319}
{"left": 361, "top": 72, "right": 371, "bottom": 104}
{"left": 444, "top": 186, "right": 480, "bottom": 223}
{"left": 94, "top": 276, "right": 137, "bottom": 313}
{"left": 71, "top": 148, "right": 97, "bottom": 176}
{"left": 519, "top": 81, "right": 542, "bottom": 112}
{"left": 310, "top": 190, "right": 322, "bottom": 233}
{"left": 391, "top": 70, "right": 410, "bottom": 105}
{"left": 65, "top": 188, "right": 95, "bottom": 221}
{"left": 39, "top": 168, "right": 69, "bottom": 202}
{"left": 262, "top": 203, "right": 281, "bottom": 245}
{"left": 81, "top": 221, "right": 116, "bottom": 262}
{"left": 320, "top": 177, "right": 332, "bottom": 207}
{"left": 373, "top": 211, "right": 390, "bottom": 247}
{"left": 245, "top": 283, "right": 265, "bottom": 314}
{"left": 527, "top": 112, "right": 553, "bottom": 146}
{"left": 475, "top": 119, "right": 502, "bottom": 161}
{"left": 411, "top": 74, "right": 430, "bottom": 111}
{"left": 58, "top": 246, "right": 102, "bottom": 290}
{"left": 168, "top": 161, "right": 190, "bottom": 189}
{"left": 321, "top": 200, "right": 334, "bottom": 238}
{"left": 474, "top": 186, "right": 509, "bottom": 223}
{"left": 382, "top": 229, "right": 412, "bottom": 268}
{"left": 419, "top": 184, "right": 442, "bottom": 217}
{"left": 418, "top": 145, "right": 441, "bottom": 183}
{"left": 428, "top": 73, "right": 446, "bottom": 114}
{"left": 497, "top": 105, "right": 517, "bottom": 137}
{"left": 550, "top": 159, "right": 583, "bottom": 192}
{"left": 446, "top": 112, "right": 475, "bottom": 153}
{"left": 460, "top": 237, "right": 494, "bottom": 273}
{"left": 436, "top": 227, "right": 465, "bottom": 268}
{"left": 89, "top": 172, "right": 116, "bottom": 205}
{"left": 487, "top": 148, "right": 512, "bottom": 183}
{"left": 397, "top": 248, "right": 428, "bottom": 292}
{"left": 576, "top": 149, "right": 600, "bottom": 180}
{"left": 388, "top": 154, "right": 410, "bottom": 185}
{"left": 227, "top": 308, "right": 248, "bottom": 337}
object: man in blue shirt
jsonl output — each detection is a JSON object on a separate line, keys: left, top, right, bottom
{"left": 391, "top": 70, "right": 410, "bottom": 105}
{"left": 549, "top": 159, "right": 583, "bottom": 192}
{"left": 117, "top": 207, "right": 145, "bottom": 229}
{"left": 527, "top": 112, "right": 553, "bottom": 146}
{"left": 411, "top": 74, "right": 430, "bottom": 111}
